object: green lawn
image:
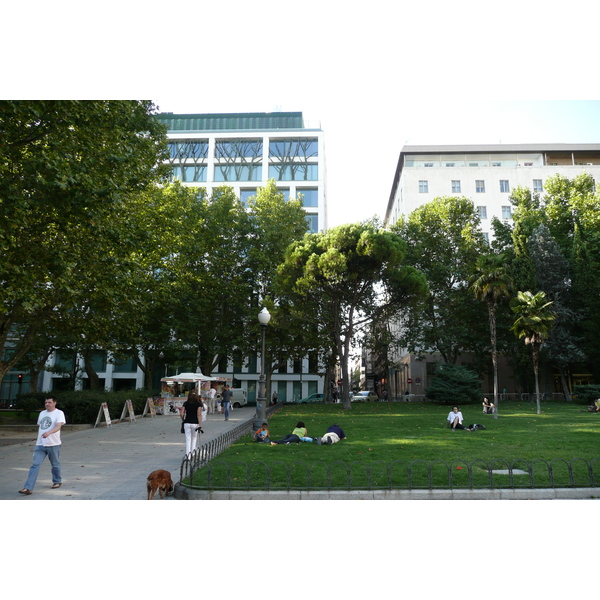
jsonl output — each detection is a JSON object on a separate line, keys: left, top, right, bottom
{"left": 188, "top": 402, "right": 600, "bottom": 490}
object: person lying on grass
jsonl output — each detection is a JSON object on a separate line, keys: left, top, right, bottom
{"left": 270, "top": 421, "right": 315, "bottom": 445}
{"left": 447, "top": 406, "right": 471, "bottom": 431}
{"left": 316, "top": 423, "right": 347, "bottom": 445}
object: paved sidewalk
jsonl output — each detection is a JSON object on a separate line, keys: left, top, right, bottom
{"left": 0, "top": 406, "right": 255, "bottom": 501}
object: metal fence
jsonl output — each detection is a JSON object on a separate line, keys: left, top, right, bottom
{"left": 180, "top": 456, "right": 600, "bottom": 491}
{"left": 392, "top": 392, "right": 567, "bottom": 403}
{"left": 179, "top": 402, "right": 283, "bottom": 485}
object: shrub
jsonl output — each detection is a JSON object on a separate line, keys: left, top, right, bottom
{"left": 425, "top": 363, "right": 481, "bottom": 405}
{"left": 15, "top": 394, "right": 46, "bottom": 420}
{"left": 572, "top": 385, "right": 600, "bottom": 406}
{"left": 17, "top": 390, "right": 154, "bottom": 424}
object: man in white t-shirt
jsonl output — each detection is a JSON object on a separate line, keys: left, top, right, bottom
{"left": 19, "top": 396, "right": 66, "bottom": 495}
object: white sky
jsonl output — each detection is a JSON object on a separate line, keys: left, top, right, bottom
{"left": 3, "top": 1, "right": 598, "bottom": 557}
{"left": 4, "top": 1, "right": 600, "bottom": 230}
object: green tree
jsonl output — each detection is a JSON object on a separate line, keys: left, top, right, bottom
{"left": 425, "top": 363, "right": 482, "bottom": 405}
{"left": 392, "top": 196, "right": 489, "bottom": 364}
{"left": 528, "top": 224, "right": 585, "bottom": 401}
{"left": 510, "top": 291, "right": 556, "bottom": 415}
{"left": 277, "top": 221, "right": 427, "bottom": 408}
{"left": 0, "top": 100, "right": 169, "bottom": 382}
{"left": 470, "top": 253, "right": 513, "bottom": 419}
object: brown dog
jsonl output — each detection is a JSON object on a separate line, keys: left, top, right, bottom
{"left": 146, "top": 469, "right": 174, "bottom": 500}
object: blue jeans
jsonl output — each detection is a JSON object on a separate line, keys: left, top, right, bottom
{"left": 223, "top": 402, "right": 231, "bottom": 420}
{"left": 24, "top": 445, "right": 62, "bottom": 491}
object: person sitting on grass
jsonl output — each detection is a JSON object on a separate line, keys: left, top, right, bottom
{"left": 316, "top": 423, "right": 347, "bottom": 445}
{"left": 271, "top": 421, "right": 312, "bottom": 445}
{"left": 447, "top": 406, "right": 471, "bottom": 431}
{"left": 253, "top": 423, "right": 270, "bottom": 443}
{"left": 482, "top": 397, "right": 494, "bottom": 414}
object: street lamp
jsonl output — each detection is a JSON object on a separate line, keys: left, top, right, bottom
{"left": 254, "top": 307, "right": 271, "bottom": 431}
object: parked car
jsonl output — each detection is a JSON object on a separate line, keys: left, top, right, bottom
{"left": 230, "top": 388, "right": 247, "bottom": 408}
{"left": 288, "top": 393, "right": 324, "bottom": 404}
{"left": 351, "top": 391, "right": 379, "bottom": 402}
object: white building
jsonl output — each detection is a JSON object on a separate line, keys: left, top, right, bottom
{"left": 157, "top": 111, "right": 327, "bottom": 233}
{"left": 382, "top": 143, "right": 600, "bottom": 398}
{"left": 385, "top": 143, "right": 600, "bottom": 241}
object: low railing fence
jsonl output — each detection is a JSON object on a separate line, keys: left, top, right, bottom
{"left": 179, "top": 402, "right": 283, "bottom": 484}
{"left": 392, "top": 393, "right": 567, "bottom": 403}
{"left": 180, "top": 457, "right": 600, "bottom": 491}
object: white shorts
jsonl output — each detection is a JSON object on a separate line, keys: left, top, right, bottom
{"left": 322, "top": 432, "right": 340, "bottom": 444}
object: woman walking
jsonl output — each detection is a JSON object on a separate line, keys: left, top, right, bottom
{"left": 181, "top": 391, "right": 203, "bottom": 455}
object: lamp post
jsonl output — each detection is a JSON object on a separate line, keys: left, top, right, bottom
{"left": 254, "top": 307, "right": 271, "bottom": 432}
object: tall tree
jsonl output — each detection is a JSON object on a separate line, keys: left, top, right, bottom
{"left": 470, "top": 253, "right": 513, "bottom": 419}
{"left": 510, "top": 291, "right": 556, "bottom": 415}
{"left": 277, "top": 221, "right": 427, "bottom": 408}
{"left": 392, "top": 196, "right": 489, "bottom": 364}
{"left": 528, "top": 224, "right": 585, "bottom": 400}
{"left": 0, "top": 100, "right": 169, "bottom": 382}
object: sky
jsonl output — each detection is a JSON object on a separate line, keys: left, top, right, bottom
{"left": 4, "top": 2, "right": 600, "bottom": 230}
{"left": 3, "top": 0, "right": 597, "bottom": 581}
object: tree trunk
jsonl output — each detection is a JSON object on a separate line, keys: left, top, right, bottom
{"left": 533, "top": 345, "right": 541, "bottom": 415}
{"left": 488, "top": 301, "right": 499, "bottom": 420}
{"left": 559, "top": 367, "right": 572, "bottom": 402}
{"left": 82, "top": 348, "right": 101, "bottom": 391}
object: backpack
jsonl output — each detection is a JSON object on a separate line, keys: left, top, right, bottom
{"left": 469, "top": 423, "right": 486, "bottom": 431}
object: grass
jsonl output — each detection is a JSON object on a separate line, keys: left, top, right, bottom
{"left": 187, "top": 402, "right": 600, "bottom": 490}
{"left": 0, "top": 410, "right": 36, "bottom": 425}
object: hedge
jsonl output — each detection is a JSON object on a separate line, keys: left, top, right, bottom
{"left": 15, "top": 390, "right": 157, "bottom": 424}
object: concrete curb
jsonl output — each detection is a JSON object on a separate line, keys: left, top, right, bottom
{"left": 174, "top": 485, "right": 600, "bottom": 500}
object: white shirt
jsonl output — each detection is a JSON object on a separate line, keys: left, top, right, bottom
{"left": 36, "top": 409, "right": 66, "bottom": 446}
{"left": 447, "top": 410, "right": 463, "bottom": 424}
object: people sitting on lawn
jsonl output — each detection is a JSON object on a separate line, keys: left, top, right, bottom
{"left": 482, "top": 397, "right": 494, "bottom": 414}
{"left": 253, "top": 423, "right": 270, "bottom": 443}
{"left": 588, "top": 399, "right": 600, "bottom": 413}
{"left": 447, "top": 406, "right": 471, "bottom": 431}
{"left": 270, "top": 421, "right": 315, "bottom": 445}
{"left": 316, "top": 423, "right": 347, "bottom": 445}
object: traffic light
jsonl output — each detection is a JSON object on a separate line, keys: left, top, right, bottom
{"left": 17, "top": 374, "right": 23, "bottom": 385}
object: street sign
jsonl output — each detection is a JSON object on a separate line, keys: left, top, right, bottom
{"left": 407, "top": 378, "right": 412, "bottom": 384}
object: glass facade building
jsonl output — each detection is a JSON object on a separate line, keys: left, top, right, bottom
{"left": 156, "top": 111, "right": 327, "bottom": 234}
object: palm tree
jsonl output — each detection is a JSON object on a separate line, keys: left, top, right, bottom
{"left": 470, "top": 254, "right": 513, "bottom": 419}
{"left": 510, "top": 291, "right": 556, "bottom": 415}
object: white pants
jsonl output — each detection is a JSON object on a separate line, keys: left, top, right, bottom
{"left": 184, "top": 423, "right": 199, "bottom": 455}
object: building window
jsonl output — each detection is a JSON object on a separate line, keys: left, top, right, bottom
{"left": 268, "top": 164, "right": 318, "bottom": 181}
{"left": 476, "top": 180, "right": 485, "bottom": 193}
{"left": 500, "top": 180, "right": 510, "bottom": 193}
{"left": 296, "top": 188, "right": 318, "bottom": 207}
{"left": 502, "top": 206, "right": 512, "bottom": 219}
{"left": 483, "top": 232, "right": 489, "bottom": 244}
{"left": 445, "top": 162, "right": 455, "bottom": 167}
{"left": 269, "top": 138, "right": 318, "bottom": 159}
{"left": 215, "top": 164, "right": 262, "bottom": 182}
{"left": 240, "top": 189, "right": 257, "bottom": 206}
{"left": 424, "top": 162, "right": 434, "bottom": 167}
{"left": 168, "top": 140, "right": 209, "bottom": 160}
{"left": 477, "top": 206, "right": 487, "bottom": 219}
{"left": 451, "top": 180, "right": 461, "bottom": 193}
{"left": 172, "top": 165, "right": 207, "bottom": 182}
{"left": 492, "top": 162, "right": 501, "bottom": 167}
{"left": 419, "top": 180, "right": 428, "bottom": 193}
{"left": 533, "top": 179, "right": 543, "bottom": 192}
{"left": 113, "top": 355, "right": 137, "bottom": 373}
{"left": 216, "top": 139, "right": 262, "bottom": 158}
{"left": 306, "top": 214, "right": 318, "bottom": 233}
